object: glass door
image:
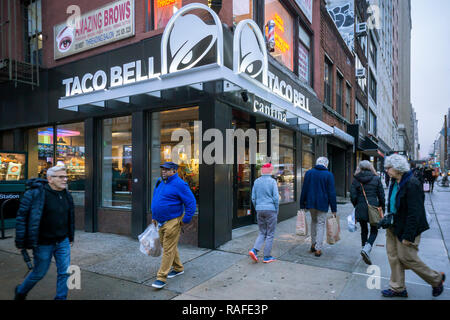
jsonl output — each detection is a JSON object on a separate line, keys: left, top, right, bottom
{"left": 232, "top": 111, "right": 254, "bottom": 228}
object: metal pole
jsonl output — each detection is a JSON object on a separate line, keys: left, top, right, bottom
{"left": 8, "top": 0, "right": 12, "bottom": 81}
{"left": 14, "top": 0, "right": 17, "bottom": 87}
{"left": 35, "top": 0, "right": 39, "bottom": 87}
{"left": 445, "top": 115, "right": 448, "bottom": 171}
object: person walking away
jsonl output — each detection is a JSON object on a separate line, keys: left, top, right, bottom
{"left": 248, "top": 163, "right": 279, "bottom": 263}
{"left": 423, "top": 166, "right": 434, "bottom": 192}
{"left": 350, "top": 161, "right": 385, "bottom": 265}
{"left": 300, "top": 157, "right": 337, "bottom": 257}
{"left": 380, "top": 154, "right": 445, "bottom": 298}
{"left": 150, "top": 162, "right": 196, "bottom": 289}
{"left": 14, "top": 166, "right": 75, "bottom": 300}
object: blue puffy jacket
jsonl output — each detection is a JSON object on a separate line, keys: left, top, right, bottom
{"left": 251, "top": 174, "right": 279, "bottom": 212}
{"left": 15, "top": 179, "right": 75, "bottom": 249}
{"left": 151, "top": 173, "right": 197, "bottom": 224}
{"left": 300, "top": 165, "right": 337, "bottom": 213}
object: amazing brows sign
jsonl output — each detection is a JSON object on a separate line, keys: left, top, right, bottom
{"left": 54, "top": 0, "right": 135, "bottom": 60}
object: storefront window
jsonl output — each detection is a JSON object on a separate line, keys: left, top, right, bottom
{"left": 150, "top": 107, "right": 199, "bottom": 209}
{"left": 301, "top": 135, "right": 314, "bottom": 183}
{"left": 273, "top": 126, "right": 295, "bottom": 203}
{"left": 298, "top": 25, "right": 310, "bottom": 84}
{"left": 154, "top": 0, "right": 182, "bottom": 29}
{"left": 0, "top": 152, "right": 26, "bottom": 181}
{"left": 56, "top": 123, "right": 85, "bottom": 206}
{"left": 265, "top": 0, "right": 294, "bottom": 71}
{"left": 233, "top": 0, "right": 253, "bottom": 26}
{"left": 33, "top": 127, "right": 55, "bottom": 178}
{"left": 101, "top": 116, "right": 132, "bottom": 209}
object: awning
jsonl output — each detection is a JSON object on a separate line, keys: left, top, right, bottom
{"left": 58, "top": 63, "right": 334, "bottom": 135}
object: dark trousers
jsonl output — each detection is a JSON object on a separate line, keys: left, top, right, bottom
{"left": 360, "top": 221, "right": 378, "bottom": 247}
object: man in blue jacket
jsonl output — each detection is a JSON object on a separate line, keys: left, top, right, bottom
{"left": 150, "top": 162, "right": 196, "bottom": 289}
{"left": 300, "top": 157, "right": 337, "bottom": 257}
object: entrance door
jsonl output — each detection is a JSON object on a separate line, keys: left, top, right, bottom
{"left": 232, "top": 112, "right": 254, "bottom": 228}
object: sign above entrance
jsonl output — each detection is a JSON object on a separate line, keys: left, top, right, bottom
{"left": 54, "top": 0, "right": 135, "bottom": 60}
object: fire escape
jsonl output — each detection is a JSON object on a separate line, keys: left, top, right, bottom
{"left": 0, "top": 0, "right": 40, "bottom": 88}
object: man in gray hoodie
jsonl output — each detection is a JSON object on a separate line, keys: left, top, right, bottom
{"left": 248, "top": 163, "right": 279, "bottom": 263}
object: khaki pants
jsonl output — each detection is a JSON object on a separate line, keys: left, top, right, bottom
{"left": 310, "top": 209, "right": 327, "bottom": 251}
{"left": 386, "top": 228, "right": 442, "bottom": 291}
{"left": 157, "top": 216, "right": 183, "bottom": 282}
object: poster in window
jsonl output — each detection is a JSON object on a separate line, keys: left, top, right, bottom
{"left": 298, "top": 41, "right": 309, "bottom": 83}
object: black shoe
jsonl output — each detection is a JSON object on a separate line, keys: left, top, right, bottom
{"left": 310, "top": 245, "right": 316, "bottom": 253}
{"left": 14, "top": 286, "right": 26, "bottom": 300}
{"left": 432, "top": 273, "right": 446, "bottom": 297}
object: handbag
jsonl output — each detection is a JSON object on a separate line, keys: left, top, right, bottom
{"left": 360, "top": 182, "right": 384, "bottom": 226}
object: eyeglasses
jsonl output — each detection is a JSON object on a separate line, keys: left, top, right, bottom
{"left": 50, "top": 175, "right": 69, "bottom": 180}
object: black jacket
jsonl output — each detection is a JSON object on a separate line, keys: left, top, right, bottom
{"left": 350, "top": 171, "right": 385, "bottom": 222}
{"left": 15, "top": 179, "right": 75, "bottom": 249}
{"left": 388, "top": 170, "right": 429, "bottom": 242}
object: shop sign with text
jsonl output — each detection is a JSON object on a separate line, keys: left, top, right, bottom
{"left": 54, "top": 0, "right": 135, "bottom": 60}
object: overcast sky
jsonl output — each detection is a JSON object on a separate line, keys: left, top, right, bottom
{"left": 411, "top": 0, "right": 450, "bottom": 159}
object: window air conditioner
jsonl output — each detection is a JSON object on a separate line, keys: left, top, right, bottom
{"left": 356, "top": 23, "right": 368, "bottom": 37}
{"left": 356, "top": 68, "right": 366, "bottom": 79}
{"left": 356, "top": 119, "right": 366, "bottom": 127}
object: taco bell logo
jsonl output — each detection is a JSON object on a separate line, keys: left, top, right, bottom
{"left": 161, "top": 3, "right": 224, "bottom": 75}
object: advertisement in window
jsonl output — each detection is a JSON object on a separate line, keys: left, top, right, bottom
{"left": 298, "top": 41, "right": 309, "bottom": 83}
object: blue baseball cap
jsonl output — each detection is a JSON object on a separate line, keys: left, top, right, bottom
{"left": 160, "top": 162, "right": 178, "bottom": 170}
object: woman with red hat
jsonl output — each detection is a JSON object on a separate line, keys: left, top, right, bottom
{"left": 248, "top": 163, "right": 279, "bottom": 263}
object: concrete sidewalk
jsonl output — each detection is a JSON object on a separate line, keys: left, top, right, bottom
{"left": 1, "top": 192, "right": 449, "bottom": 300}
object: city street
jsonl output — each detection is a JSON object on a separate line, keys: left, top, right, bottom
{"left": 1, "top": 186, "right": 448, "bottom": 301}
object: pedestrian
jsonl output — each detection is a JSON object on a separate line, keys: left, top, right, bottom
{"left": 150, "top": 162, "right": 196, "bottom": 289}
{"left": 350, "top": 160, "right": 385, "bottom": 265}
{"left": 14, "top": 166, "right": 75, "bottom": 300}
{"left": 248, "top": 163, "right": 279, "bottom": 264}
{"left": 384, "top": 169, "right": 390, "bottom": 189}
{"left": 423, "top": 166, "right": 434, "bottom": 192}
{"left": 299, "top": 157, "right": 337, "bottom": 257}
{"left": 380, "top": 154, "right": 445, "bottom": 298}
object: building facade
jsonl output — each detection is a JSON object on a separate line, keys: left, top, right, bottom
{"left": 1, "top": 0, "right": 358, "bottom": 248}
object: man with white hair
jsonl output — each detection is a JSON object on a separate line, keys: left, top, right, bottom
{"left": 14, "top": 165, "right": 75, "bottom": 300}
{"left": 300, "top": 157, "right": 337, "bottom": 257}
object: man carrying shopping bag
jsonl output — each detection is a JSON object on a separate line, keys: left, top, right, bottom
{"left": 300, "top": 157, "right": 337, "bottom": 257}
{"left": 150, "top": 162, "right": 196, "bottom": 289}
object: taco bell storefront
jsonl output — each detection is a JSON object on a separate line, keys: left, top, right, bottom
{"left": 0, "top": 4, "right": 349, "bottom": 249}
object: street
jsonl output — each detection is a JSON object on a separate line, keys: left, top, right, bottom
{"left": 0, "top": 185, "right": 449, "bottom": 300}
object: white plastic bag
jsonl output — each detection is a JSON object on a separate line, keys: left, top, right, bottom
{"left": 347, "top": 209, "right": 357, "bottom": 232}
{"left": 138, "top": 224, "right": 161, "bottom": 257}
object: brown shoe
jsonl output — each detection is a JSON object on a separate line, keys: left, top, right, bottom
{"left": 314, "top": 250, "right": 322, "bottom": 257}
{"left": 310, "top": 245, "right": 316, "bottom": 253}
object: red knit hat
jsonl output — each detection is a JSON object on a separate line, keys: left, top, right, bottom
{"left": 261, "top": 163, "right": 273, "bottom": 174}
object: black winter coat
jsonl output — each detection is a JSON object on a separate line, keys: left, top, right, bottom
{"left": 388, "top": 171, "right": 429, "bottom": 242}
{"left": 15, "top": 179, "right": 75, "bottom": 249}
{"left": 350, "top": 171, "right": 386, "bottom": 222}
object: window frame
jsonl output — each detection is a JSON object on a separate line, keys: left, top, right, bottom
{"left": 324, "top": 58, "right": 333, "bottom": 107}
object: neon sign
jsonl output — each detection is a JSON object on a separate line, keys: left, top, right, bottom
{"left": 157, "top": 0, "right": 177, "bottom": 8}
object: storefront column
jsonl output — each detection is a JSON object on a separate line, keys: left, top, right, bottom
{"left": 198, "top": 99, "right": 233, "bottom": 249}
{"left": 131, "top": 111, "right": 148, "bottom": 238}
{"left": 84, "top": 118, "right": 98, "bottom": 232}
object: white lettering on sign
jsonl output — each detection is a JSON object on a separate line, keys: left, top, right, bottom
{"left": 253, "top": 98, "right": 287, "bottom": 123}
{"left": 266, "top": 70, "right": 310, "bottom": 112}
{"left": 62, "top": 57, "right": 157, "bottom": 97}
{"left": 0, "top": 194, "right": 20, "bottom": 200}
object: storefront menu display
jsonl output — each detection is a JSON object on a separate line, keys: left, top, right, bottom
{"left": 0, "top": 152, "right": 27, "bottom": 181}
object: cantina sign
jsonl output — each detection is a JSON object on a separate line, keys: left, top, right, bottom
{"left": 60, "top": 3, "right": 310, "bottom": 113}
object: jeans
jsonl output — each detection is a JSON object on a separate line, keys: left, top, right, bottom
{"left": 253, "top": 210, "right": 278, "bottom": 257}
{"left": 360, "top": 221, "right": 378, "bottom": 247}
{"left": 17, "top": 237, "right": 71, "bottom": 300}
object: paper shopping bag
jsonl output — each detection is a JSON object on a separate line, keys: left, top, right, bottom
{"left": 296, "top": 210, "right": 308, "bottom": 236}
{"left": 326, "top": 215, "right": 340, "bottom": 245}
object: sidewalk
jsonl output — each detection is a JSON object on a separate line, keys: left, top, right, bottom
{"left": 0, "top": 193, "right": 449, "bottom": 300}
